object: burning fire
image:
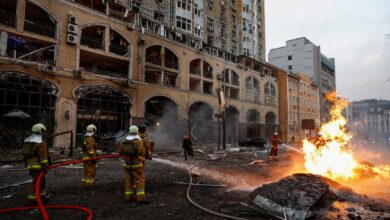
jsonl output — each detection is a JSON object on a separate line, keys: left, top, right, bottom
{"left": 302, "top": 92, "right": 390, "bottom": 181}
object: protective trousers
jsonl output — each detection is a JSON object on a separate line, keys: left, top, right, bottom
{"left": 82, "top": 160, "right": 96, "bottom": 188}
{"left": 124, "top": 163, "right": 145, "bottom": 202}
{"left": 28, "top": 170, "right": 46, "bottom": 200}
{"left": 269, "top": 146, "right": 278, "bottom": 160}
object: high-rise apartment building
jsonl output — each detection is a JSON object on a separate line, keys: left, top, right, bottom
{"left": 268, "top": 37, "right": 335, "bottom": 122}
{"left": 126, "top": 0, "right": 265, "bottom": 61}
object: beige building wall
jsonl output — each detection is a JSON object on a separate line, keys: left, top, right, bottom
{"left": 0, "top": 0, "right": 276, "bottom": 148}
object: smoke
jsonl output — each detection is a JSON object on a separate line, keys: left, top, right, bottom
{"left": 147, "top": 100, "right": 182, "bottom": 148}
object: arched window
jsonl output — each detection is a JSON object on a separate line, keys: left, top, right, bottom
{"left": 221, "top": 69, "right": 240, "bottom": 99}
{"left": 80, "top": 26, "right": 130, "bottom": 78}
{"left": 264, "top": 82, "right": 276, "bottom": 97}
{"left": 245, "top": 76, "right": 260, "bottom": 103}
{"left": 24, "top": 1, "right": 57, "bottom": 38}
{"left": 264, "top": 82, "right": 277, "bottom": 105}
{"left": 189, "top": 59, "right": 213, "bottom": 94}
{"left": 145, "top": 45, "right": 179, "bottom": 88}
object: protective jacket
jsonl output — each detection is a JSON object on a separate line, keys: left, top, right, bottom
{"left": 81, "top": 134, "right": 97, "bottom": 188}
{"left": 117, "top": 135, "right": 146, "bottom": 202}
{"left": 22, "top": 134, "right": 48, "bottom": 200}
{"left": 139, "top": 133, "right": 151, "bottom": 159}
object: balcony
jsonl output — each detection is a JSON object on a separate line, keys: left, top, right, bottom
{"left": 0, "top": 11, "right": 16, "bottom": 27}
{"left": 109, "top": 43, "right": 128, "bottom": 56}
{"left": 265, "top": 96, "right": 276, "bottom": 106}
{"left": 24, "top": 19, "right": 56, "bottom": 38}
{"left": 81, "top": 36, "right": 104, "bottom": 50}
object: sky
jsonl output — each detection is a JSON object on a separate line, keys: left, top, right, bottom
{"left": 265, "top": 0, "right": 390, "bottom": 102}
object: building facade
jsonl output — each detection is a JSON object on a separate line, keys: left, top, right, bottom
{"left": 278, "top": 72, "right": 320, "bottom": 143}
{"left": 347, "top": 99, "right": 390, "bottom": 141}
{"left": 268, "top": 37, "right": 335, "bottom": 123}
{"left": 0, "top": 0, "right": 275, "bottom": 149}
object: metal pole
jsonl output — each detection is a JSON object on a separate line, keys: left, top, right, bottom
{"left": 222, "top": 109, "right": 226, "bottom": 150}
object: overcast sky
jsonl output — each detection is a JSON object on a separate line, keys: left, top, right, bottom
{"left": 265, "top": 0, "right": 390, "bottom": 102}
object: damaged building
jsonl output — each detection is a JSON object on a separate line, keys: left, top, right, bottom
{"left": 0, "top": 0, "right": 281, "bottom": 149}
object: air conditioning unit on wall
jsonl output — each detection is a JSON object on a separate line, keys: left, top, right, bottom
{"left": 67, "top": 34, "right": 78, "bottom": 44}
{"left": 217, "top": 73, "right": 223, "bottom": 80}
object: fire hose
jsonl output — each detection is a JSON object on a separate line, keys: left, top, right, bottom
{"left": 0, "top": 154, "right": 122, "bottom": 220}
{"left": 2, "top": 155, "right": 249, "bottom": 220}
{"left": 185, "top": 162, "right": 248, "bottom": 220}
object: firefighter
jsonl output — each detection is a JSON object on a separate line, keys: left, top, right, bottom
{"left": 182, "top": 134, "right": 193, "bottom": 161}
{"left": 81, "top": 124, "right": 97, "bottom": 189}
{"left": 22, "top": 123, "right": 49, "bottom": 202}
{"left": 269, "top": 133, "right": 280, "bottom": 161}
{"left": 117, "top": 125, "right": 147, "bottom": 204}
{"left": 138, "top": 124, "right": 152, "bottom": 161}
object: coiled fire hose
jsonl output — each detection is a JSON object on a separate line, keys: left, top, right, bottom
{"left": 0, "top": 154, "right": 122, "bottom": 220}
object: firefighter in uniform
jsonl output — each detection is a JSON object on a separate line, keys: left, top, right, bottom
{"left": 117, "top": 125, "right": 147, "bottom": 204}
{"left": 22, "top": 123, "right": 49, "bottom": 202}
{"left": 81, "top": 124, "right": 97, "bottom": 189}
{"left": 138, "top": 124, "right": 151, "bottom": 162}
{"left": 269, "top": 133, "right": 280, "bottom": 161}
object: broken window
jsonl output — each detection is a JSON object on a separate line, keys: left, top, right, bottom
{"left": 109, "top": 29, "right": 129, "bottom": 56}
{"left": 25, "top": 1, "right": 57, "bottom": 38}
{"left": 245, "top": 76, "right": 260, "bottom": 103}
{"left": 221, "top": 69, "right": 240, "bottom": 99}
{"left": 74, "top": 0, "right": 106, "bottom": 13}
{"left": 79, "top": 50, "right": 129, "bottom": 78}
{"left": 246, "top": 109, "right": 260, "bottom": 138}
{"left": 81, "top": 26, "right": 105, "bottom": 50}
{"left": 265, "top": 111, "right": 277, "bottom": 138}
{"left": 144, "top": 96, "right": 179, "bottom": 146}
{"left": 0, "top": 1, "right": 17, "bottom": 27}
{"left": 189, "top": 78, "right": 201, "bottom": 92}
{"left": 145, "top": 45, "right": 179, "bottom": 88}
{"left": 225, "top": 106, "right": 239, "bottom": 144}
{"left": 0, "top": 71, "right": 58, "bottom": 146}
{"left": 189, "top": 59, "right": 214, "bottom": 95}
{"left": 264, "top": 82, "right": 276, "bottom": 105}
{"left": 189, "top": 102, "right": 214, "bottom": 143}
{"left": 76, "top": 85, "right": 131, "bottom": 141}
{"left": 3, "top": 33, "right": 55, "bottom": 64}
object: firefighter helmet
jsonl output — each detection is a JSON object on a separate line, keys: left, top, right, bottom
{"left": 32, "top": 123, "right": 47, "bottom": 134}
{"left": 129, "top": 125, "right": 139, "bottom": 134}
{"left": 86, "top": 124, "right": 97, "bottom": 132}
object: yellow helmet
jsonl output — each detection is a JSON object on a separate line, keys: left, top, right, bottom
{"left": 129, "top": 125, "right": 138, "bottom": 134}
{"left": 32, "top": 123, "right": 46, "bottom": 134}
{"left": 86, "top": 124, "right": 97, "bottom": 132}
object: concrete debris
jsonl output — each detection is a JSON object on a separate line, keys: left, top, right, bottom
{"left": 195, "top": 149, "right": 204, "bottom": 154}
{"left": 207, "top": 154, "right": 221, "bottom": 160}
{"left": 248, "top": 173, "right": 338, "bottom": 220}
{"left": 226, "top": 147, "right": 240, "bottom": 153}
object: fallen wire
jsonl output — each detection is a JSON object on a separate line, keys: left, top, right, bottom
{"left": 185, "top": 162, "right": 248, "bottom": 220}
{"left": 0, "top": 154, "right": 123, "bottom": 220}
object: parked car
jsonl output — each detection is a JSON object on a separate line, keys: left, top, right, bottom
{"left": 238, "top": 137, "right": 267, "bottom": 148}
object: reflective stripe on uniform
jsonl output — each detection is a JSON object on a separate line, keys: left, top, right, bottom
{"left": 27, "top": 164, "right": 42, "bottom": 170}
{"left": 82, "top": 156, "right": 90, "bottom": 160}
{"left": 136, "top": 189, "right": 145, "bottom": 195}
{"left": 123, "top": 163, "right": 143, "bottom": 169}
{"left": 28, "top": 194, "right": 37, "bottom": 200}
{"left": 41, "top": 159, "right": 48, "bottom": 164}
{"left": 125, "top": 191, "right": 134, "bottom": 195}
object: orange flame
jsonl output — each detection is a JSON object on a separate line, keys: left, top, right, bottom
{"left": 302, "top": 92, "right": 390, "bottom": 181}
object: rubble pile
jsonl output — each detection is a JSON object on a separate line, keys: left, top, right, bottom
{"left": 247, "top": 173, "right": 339, "bottom": 219}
